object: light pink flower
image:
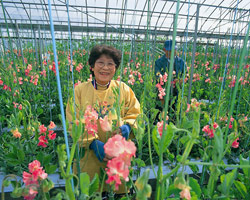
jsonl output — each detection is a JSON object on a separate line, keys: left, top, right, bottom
{"left": 24, "top": 186, "right": 38, "bottom": 200}
{"left": 99, "top": 115, "right": 112, "bottom": 132}
{"left": 180, "top": 188, "right": 191, "bottom": 200}
{"left": 84, "top": 105, "right": 98, "bottom": 136}
{"left": 106, "top": 157, "right": 130, "bottom": 190}
{"left": 18, "top": 104, "right": 22, "bottom": 110}
{"left": 104, "top": 134, "right": 136, "bottom": 158}
{"left": 23, "top": 171, "right": 38, "bottom": 186}
{"left": 157, "top": 121, "right": 167, "bottom": 137}
{"left": 213, "top": 122, "right": 219, "bottom": 129}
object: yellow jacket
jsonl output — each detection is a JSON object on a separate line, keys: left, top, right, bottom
{"left": 66, "top": 80, "right": 140, "bottom": 193}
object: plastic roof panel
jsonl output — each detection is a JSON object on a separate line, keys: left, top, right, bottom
{"left": 0, "top": 0, "right": 249, "bottom": 41}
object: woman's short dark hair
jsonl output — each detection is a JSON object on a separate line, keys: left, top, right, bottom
{"left": 88, "top": 44, "right": 122, "bottom": 76}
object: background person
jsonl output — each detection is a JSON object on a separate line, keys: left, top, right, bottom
{"left": 154, "top": 40, "right": 186, "bottom": 119}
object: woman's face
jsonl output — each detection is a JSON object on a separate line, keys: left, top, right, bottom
{"left": 92, "top": 54, "right": 116, "bottom": 85}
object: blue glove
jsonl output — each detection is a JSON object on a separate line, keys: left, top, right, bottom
{"left": 89, "top": 140, "right": 105, "bottom": 162}
{"left": 120, "top": 124, "right": 131, "bottom": 140}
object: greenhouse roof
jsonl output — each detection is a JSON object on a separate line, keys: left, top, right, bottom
{"left": 1, "top": 0, "right": 250, "bottom": 41}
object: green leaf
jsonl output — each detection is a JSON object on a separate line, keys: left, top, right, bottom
{"left": 212, "top": 128, "right": 224, "bottom": 163}
{"left": 219, "top": 169, "right": 237, "bottom": 195}
{"left": 135, "top": 169, "right": 152, "bottom": 200}
{"left": 36, "top": 152, "right": 44, "bottom": 163}
{"left": 37, "top": 108, "right": 43, "bottom": 116}
{"left": 180, "top": 135, "right": 190, "bottom": 145}
{"left": 6, "top": 153, "right": 17, "bottom": 159}
{"left": 134, "top": 158, "right": 146, "bottom": 168}
{"left": 234, "top": 181, "right": 247, "bottom": 199}
{"left": 2, "top": 179, "right": 11, "bottom": 187}
{"left": 166, "top": 184, "right": 180, "bottom": 197}
{"left": 152, "top": 127, "right": 160, "bottom": 156}
{"left": 89, "top": 173, "right": 99, "bottom": 196}
{"left": 189, "top": 177, "right": 201, "bottom": 198}
{"left": 162, "top": 123, "right": 175, "bottom": 152}
{"left": 189, "top": 165, "right": 199, "bottom": 174}
{"left": 80, "top": 172, "right": 90, "bottom": 195}
{"left": 17, "top": 149, "right": 25, "bottom": 162}
{"left": 45, "top": 165, "right": 57, "bottom": 174}
{"left": 43, "top": 154, "right": 52, "bottom": 166}
{"left": 240, "top": 155, "right": 250, "bottom": 178}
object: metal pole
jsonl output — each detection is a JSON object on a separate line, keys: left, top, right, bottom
{"left": 187, "top": 4, "right": 200, "bottom": 103}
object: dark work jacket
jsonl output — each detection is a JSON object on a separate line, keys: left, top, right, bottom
{"left": 155, "top": 55, "right": 186, "bottom": 77}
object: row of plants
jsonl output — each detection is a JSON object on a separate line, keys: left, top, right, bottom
{"left": 0, "top": 38, "right": 250, "bottom": 199}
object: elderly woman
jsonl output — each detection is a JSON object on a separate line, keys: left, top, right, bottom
{"left": 66, "top": 44, "right": 140, "bottom": 195}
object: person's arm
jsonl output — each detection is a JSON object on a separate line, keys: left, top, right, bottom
{"left": 66, "top": 85, "right": 99, "bottom": 148}
{"left": 120, "top": 84, "right": 141, "bottom": 139}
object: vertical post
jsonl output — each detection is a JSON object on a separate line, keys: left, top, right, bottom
{"left": 15, "top": 20, "right": 25, "bottom": 65}
{"left": 187, "top": 4, "right": 200, "bottom": 103}
{"left": 104, "top": 0, "right": 109, "bottom": 43}
{"left": 38, "top": 25, "right": 43, "bottom": 67}
{"left": 32, "top": 28, "right": 39, "bottom": 67}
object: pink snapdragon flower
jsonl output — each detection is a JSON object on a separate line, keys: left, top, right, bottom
{"left": 39, "top": 125, "right": 47, "bottom": 134}
{"left": 232, "top": 138, "right": 239, "bottom": 148}
{"left": 99, "top": 115, "right": 112, "bottom": 132}
{"left": 48, "top": 121, "right": 56, "bottom": 129}
{"left": 106, "top": 157, "right": 130, "bottom": 190}
{"left": 180, "top": 187, "right": 191, "bottom": 200}
{"left": 157, "top": 121, "right": 168, "bottom": 137}
{"left": 48, "top": 130, "right": 56, "bottom": 140}
{"left": 84, "top": 105, "right": 98, "bottom": 136}
{"left": 22, "top": 160, "right": 48, "bottom": 200}
{"left": 11, "top": 128, "right": 22, "bottom": 138}
{"left": 104, "top": 135, "right": 136, "bottom": 190}
{"left": 38, "top": 136, "right": 48, "bottom": 148}
{"left": 104, "top": 135, "right": 136, "bottom": 158}
{"left": 202, "top": 122, "right": 219, "bottom": 138}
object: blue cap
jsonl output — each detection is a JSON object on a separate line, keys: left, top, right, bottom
{"left": 164, "top": 40, "right": 177, "bottom": 51}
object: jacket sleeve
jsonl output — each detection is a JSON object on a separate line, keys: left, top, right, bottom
{"left": 155, "top": 59, "right": 161, "bottom": 76}
{"left": 66, "top": 85, "right": 99, "bottom": 148}
{"left": 121, "top": 84, "right": 141, "bottom": 129}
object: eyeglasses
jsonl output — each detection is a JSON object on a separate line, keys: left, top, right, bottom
{"left": 95, "top": 61, "right": 116, "bottom": 69}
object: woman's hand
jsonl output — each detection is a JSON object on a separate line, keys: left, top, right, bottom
{"left": 103, "top": 154, "right": 114, "bottom": 162}
{"left": 111, "top": 128, "right": 122, "bottom": 137}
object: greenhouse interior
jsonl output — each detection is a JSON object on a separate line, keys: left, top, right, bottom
{"left": 1, "top": 0, "right": 250, "bottom": 199}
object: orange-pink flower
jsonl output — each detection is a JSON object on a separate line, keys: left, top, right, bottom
{"left": 99, "top": 115, "right": 112, "bottom": 132}
{"left": 11, "top": 128, "right": 22, "bottom": 138}
{"left": 48, "top": 121, "right": 56, "bottom": 129}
